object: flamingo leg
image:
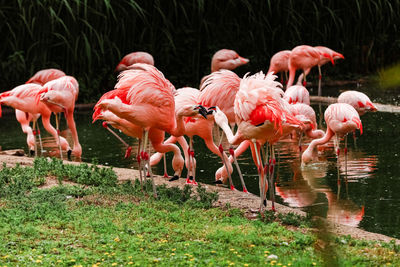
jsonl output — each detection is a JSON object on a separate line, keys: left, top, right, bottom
{"left": 32, "top": 120, "right": 38, "bottom": 157}
{"left": 252, "top": 140, "right": 265, "bottom": 212}
{"left": 143, "top": 129, "right": 157, "bottom": 198}
{"left": 336, "top": 135, "right": 341, "bottom": 200}
{"left": 345, "top": 135, "right": 349, "bottom": 199}
{"left": 137, "top": 138, "right": 143, "bottom": 191}
{"left": 185, "top": 137, "right": 193, "bottom": 184}
{"left": 36, "top": 120, "right": 44, "bottom": 155}
{"left": 189, "top": 137, "right": 198, "bottom": 185}
{"left": 269, "top": 144, "right": 276, "bottom": 212}
{"left": 218, "top": 144, "right": 235, "bottom": 191}
{"left": 298, "top": 132, "right": 303, "bottom": 153}
{"left": 55, "top": 113, "right": 63, "bottom": 160}
{"left": 302, "top": 71, "right": 307, "bottom": 87}
{"left": 318, "top": 65, "right": 322, "bottom": 96}
{"left": 229, "top": 147, "right": 248, "bottom": 193}
{"left": 163, "top": 154, "right": 169, "bottom": 178}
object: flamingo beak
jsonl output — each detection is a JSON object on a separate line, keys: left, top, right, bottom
{"left": 323, "top": 53, "right": 335, "bottom": 65}
{"left": 207, "top": 106, "right": 217, "bottom": 115}
{"left": 239, "top": 56, "right": 250, "bottom": 64}
{"left": 195, "top": 105, "right": 208, "bottom": 119}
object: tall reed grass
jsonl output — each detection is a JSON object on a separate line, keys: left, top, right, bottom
{"left": 1, "top": 0, "right": 399, "bottom": 101}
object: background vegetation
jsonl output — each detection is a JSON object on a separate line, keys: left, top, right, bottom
{"left": 1, "top": 0, "right": 399, "bottom": 102}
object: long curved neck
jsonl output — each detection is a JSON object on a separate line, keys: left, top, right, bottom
{"left": 169, "top": 114, "right": 186, "bottom": 137}
{"left": 302, "top": 128, "right": 334, "bottom": 163}
{"left": 217, "top": 120, "right": 244, "bottom": 146}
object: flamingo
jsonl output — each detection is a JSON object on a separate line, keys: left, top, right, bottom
{"left": 14, "top": 109, "right": 41, "bottom": 156}
{"left": 149, "top": 87, "right": 241, "bottom": 189}
{"left": 211, "top": 72, "right": 303, "bottom": 211}
{"left": 210, "top": 49, "right": 249, "bottom": 73}
{"left": 337, "top": 91, "right": 377, "bottom": 116}
{"left": 37, "top": 76, "right": 82, "bottom": 158}
{"left": 93, "top": 89, "right": 187, "bottom": 182}
{"left": 115, "top": 51, "right": 154, "bottom": 72}
{"left": 96, "top": 63, "right": 208, "bottom": 197}
{"left": 287, "top": 45, "right": 335, "bottom": 88}
{"left": 267, "top": 50, "right": 291, "bottom": 85}
{"left": 301, "top": 103, "right": 363, "bottom": 197}
{"left": 283, "top": 85, "right": 310, "bottom": 105}
{"left": 0, "top": 84, "right": 71, "bottom": 156}
{"left": 26, "top": 68, "right": 66, "bottom": 85}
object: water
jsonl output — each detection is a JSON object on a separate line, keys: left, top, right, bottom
{"left": 0, "top": 83, "right": 400, "bottom": 239}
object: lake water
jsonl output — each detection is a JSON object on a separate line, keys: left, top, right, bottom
{"left": 0, "top": 82, "right": 399, "bottom": 239}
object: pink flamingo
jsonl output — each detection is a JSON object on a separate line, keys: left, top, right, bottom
{"left": 287, "top": 45, "right": 335, "bottom": 88}
{"left": 267, "top": 50, "right": 291, "bottom": 85}
{"left": 149, "top": 87, "right": 240, "bottom": 189}
{"left": 337, "top": 91, "right": 377, "bottom": 116}
{"left": 14, "top": 109, "right": 41, "bottom": 156}
{"left": 26, "top": 69, "right": 66, "bottom": 85}
{"left": 93, "top": 89, "right": 187, "bottom": 182}
{"left": 283, "top": 85, "right": 310, "bottom": 105}
{"left": 0, "top": 84, "right": 71, "bottom": 155}
{"left": 211, "top": 49, "right": 249, "bottom": 73}
{"left": 211, "top": 72, "right": 303, "bottom": 211}
{"left": 115, "top": 52, "right": 154, "bottom": 72}
{"left": 314, "top": 46, "right": 344, "bottom": 96}
{"left": 301, "top": 103, "right": 363, "bottom": 197}
{"left": 37, "top": 76, "right": 82, "bottom": 158}
{"left": 96, "top": 63, "right": 208, "bottom": 197}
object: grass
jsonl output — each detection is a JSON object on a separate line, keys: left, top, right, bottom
{"left": 0, "top": 158, "right": 399, "bottom": 266}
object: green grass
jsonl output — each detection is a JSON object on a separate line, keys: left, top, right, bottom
{"left": 0, "top": 158, "right": 399, "bottom": 266}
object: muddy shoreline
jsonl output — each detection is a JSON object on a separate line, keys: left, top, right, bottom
{"left": 0, "top": 153, "right": 398, "bottom": 245}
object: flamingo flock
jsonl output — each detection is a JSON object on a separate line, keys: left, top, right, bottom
{"left": 0, "top": 47, "right": 378, "bottom": 213}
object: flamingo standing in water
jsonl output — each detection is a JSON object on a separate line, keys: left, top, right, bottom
{"left": 96, "top": 63, "right": 208, "bottom": 197}
{"left": 337, "top": 91, "right": 377, "bottom": 116}
{"left": 283, "top": 85, "right": 310, "bottom": 105}
{"left": 93, "top": 89, "right": 188, "bottom": 182}
{"left": 37, "top": 76, "right": 82, "bottom": 158}
{"left": 287, "top": 45, "right": 335, "bottom": 88}
{"left": 115, "top": 51, "right": 154, "bottom": 72}
{"left": 302, "top": 103, "right": 363, "bottom": 197}
{"left": 211, "top": 72, "right": 303, "bottom": 211}
{"left": 267, "top": 50, "right": 291, "bottom": 85}
{"left": 0, "top": 84, "right": 71, "bottom": 156}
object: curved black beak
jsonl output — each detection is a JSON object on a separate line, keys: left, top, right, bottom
{"left": 195, "top": 105, "right": 208, "bottom": 119}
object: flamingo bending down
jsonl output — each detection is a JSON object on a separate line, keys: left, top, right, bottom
{"left": 210, "top": 49, "right": 249, "bottom": 73}
{"left": 211, "top": 72, "right": 303, "bottom": 211}
{"left": 115, "top": 51, "right": 155, "bottom": 72}
{"left": 287, "top": 45, "right": 336, "bottom": 88}
{"left": 267, "top": 50, "right": 291, "bottom": 85}
{"left": 283, "top": 85, "right": 310, "bottom": 105}
{"left": 0, "top": 84, "right": 71, "bottom": 155}
{"left": 96, "top": 64, "right": 208, "bottom": 197}
{"left": 301, "top": 103, "right": 362, "bottom": 196}
{"left": 37, "top": 76, "right": 82, "bottom": 158}
{"left": 93, "top": 89, "right": 187, "bottom": 181}
{"left": 149, "top": 87, "right": 239, "bottom": 189}
{"left": 337, "top": 91, "right": 377, "bottom": 116}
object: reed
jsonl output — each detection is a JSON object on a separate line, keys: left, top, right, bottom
{"left": 1, "top": 0, "right": 399, "bottom": 101}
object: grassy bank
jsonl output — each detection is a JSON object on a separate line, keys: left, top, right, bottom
{"left": 0, "top": 158, "right": 399, "bottom": 266}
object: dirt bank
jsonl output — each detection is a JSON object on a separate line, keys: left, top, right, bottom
{"left": 0, "top": 153, "right": 398, "bottom": 245}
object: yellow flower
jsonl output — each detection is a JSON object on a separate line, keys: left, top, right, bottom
{"left": 140, "top": 248, "right": 143, "bottom": 251}
{"left": 172, "top": 248, "right": 176, "bottom": 251}
{"left": 211, "top": 251, "right": 216, "bottom": 254}
{"left": 112, "top": 253, "right": 116, "bottom": 256}
{"left": 128, "top": 256, "right": 133, "bottom": 259}
{"left": 128, "top": 262, "right": 133, "bottom": 265}
{"left": 35, "top": 260, "right": 42, "bottom": 263}
{"left": 265, "top": 251, "right": 270, "bottom": 254}
{"left": 111, "top": 263, "right": 117, "bottom": 266}
{"left": 70, "top": 259, "right": 76, "bottom": 262}
{"left": 229, "top": 262, "right": 234, "bottom": 266}
{"left": 249, "top": 244, "right": 255, "bottom": 248}
{"left": 104, "top": 252, "right": 109, "bottom": 255}
{"left": 153, "top": 259, "right": 159, "bottom": 262}
{"left": 114, "top": 237, "right": 120, "bottom": 242}
{"left": 38, "top": 256, "right": 43, "bottom": 259}
{"left": 171, "top": 253, "right": 175, "bottom": 256}
{"left": 244, "top": 264, "right": 249, "bottom": 267}
{"left": 2, "top": 255, "right": 9, "bottom": 259}
{"left": 229, "top": 248, "right": 235, "bottom": 251}
{"left": 312, "top": 263, "right": 317, "bottom": 266}
{"left": 57, "top": 260, "right": 62, "bottom": 263}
